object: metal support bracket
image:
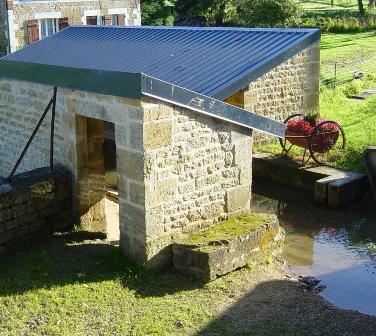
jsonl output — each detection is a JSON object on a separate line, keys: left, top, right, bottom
{"left": 7, "top": 87, "right": 58, "bottom": 182}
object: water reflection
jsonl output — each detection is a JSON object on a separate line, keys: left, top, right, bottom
{"left": 251, "top": 178, "right": 376, "bottom": 316}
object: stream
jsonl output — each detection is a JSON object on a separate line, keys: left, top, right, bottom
{"left": 251, "top": 177, "right": 376, "bottom": 316}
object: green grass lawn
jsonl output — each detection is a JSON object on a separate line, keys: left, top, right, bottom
{"left": 257, "top": 31, "right": 376, "bottom": 172}
{"left": 321, "top": 31, "right": 376, "bottom": 82}
{"left": 318, "top": 32, "right": 376, "bottom": 171}
{"left": 320, "top": 88, "right": 376, "bottom": 171}
{"left": 1, "top": 231, "right": 375, "bottom": 335}
{"left": 301, "top": 0, "right": 369, "bottom": 11}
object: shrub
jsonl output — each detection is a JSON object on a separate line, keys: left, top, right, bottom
{"left": 300, "top": 10, "right": 376, "bottom": 33}
{"left": 340, "top": 80, "right": 366, "bottom": 96}
{"left": 237, "top": 0, "right": 302, "bottom": 27}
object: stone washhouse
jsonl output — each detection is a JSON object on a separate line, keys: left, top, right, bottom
{"left": 0, "top": 26, "right": 320, "bottom": 267}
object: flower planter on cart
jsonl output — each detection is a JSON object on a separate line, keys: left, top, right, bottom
{"left": 279, "top": 114, "right": 346, "bottom": 166}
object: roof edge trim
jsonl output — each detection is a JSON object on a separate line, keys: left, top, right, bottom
{"left": 0, "top": 61, "right": 142, "bottom": 99}
{"left": 213, "top": 29, "right": 320, "bottom": 100}
{"left": 141, "top": 74, "right": 285, "bottom": 138}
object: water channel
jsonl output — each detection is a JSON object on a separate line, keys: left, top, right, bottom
{"left": 251, "top": 178, "right": 376, "bottom": 316}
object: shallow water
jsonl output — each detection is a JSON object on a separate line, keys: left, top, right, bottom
{"left": 251, "top": 178, "right": 376, "bottom": 316}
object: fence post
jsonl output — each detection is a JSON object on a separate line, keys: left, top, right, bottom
{"left": 50, "top": 87, "right": 58, "bottom": 169}
{"left": 334, "top": 62, "right": 337, "bottom": 89}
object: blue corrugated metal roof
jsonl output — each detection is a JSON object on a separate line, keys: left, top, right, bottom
{"left": 1, "top": 26, "right": 319, "bottom": 99}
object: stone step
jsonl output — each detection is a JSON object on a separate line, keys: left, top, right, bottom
{"left": 253, "top": 153, "right": 367, "bottom": 209}
{"left": 172, "top": 213, "right": 284, "bottom": 282}
{"left": 349, "top": 86, "right": 376, "bottom": 100}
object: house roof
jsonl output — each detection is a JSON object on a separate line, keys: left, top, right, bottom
{"left": 0, "top": 26, "right": 320, "bottom": 137}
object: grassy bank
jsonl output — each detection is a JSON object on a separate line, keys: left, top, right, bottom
{"left": 320, "top": 88, "right": 376, "bottom": 171}
{"left": 321, "top": 32, "right": 376, "bottom": 83}
{"left": 257, "top": 88, "right": 376, "bottom": 172}
{"left": 301, "top": 0, "right": 370, "bottom": 11}
{"left": 257, "top": 32, "right": 376, "bottom": 172}
{"left": 316, "top": 32, "right": 376, "bottom": 171}
{"left": 1, "top": 232, "right": 376, "bottom": 335}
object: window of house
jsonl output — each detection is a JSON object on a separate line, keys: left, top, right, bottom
{"left": 111, "top": 14, "right": 126, "bottom": 26}
{"left": 86, "top": 14, "right": 125, "bottom": 26}
{"left": 86, "top": 16, "right": 99, "bottom": 25}
{"left": 111, "top": 14, "right": 119, "bottom": 25}
{"left": 39, "top": 18, "right": 58, "bottom": 39}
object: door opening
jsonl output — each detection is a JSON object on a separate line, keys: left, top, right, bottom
{"left": 103, "top": 121, "right": 119, "bottom": 244}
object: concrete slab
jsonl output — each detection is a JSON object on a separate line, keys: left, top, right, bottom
{"left": 253, "top": 153, "right": 367, "bottom": 208}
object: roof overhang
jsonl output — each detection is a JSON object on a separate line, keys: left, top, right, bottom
{"left": 0, "top": 60, "right": 284, "bottom": 137}
{"left": 0, "top": 26, "right": 322, "bottom": 138}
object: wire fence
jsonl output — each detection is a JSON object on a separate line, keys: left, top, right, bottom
{"left": 320, "top": 53, "right": 376, "bottom": 87}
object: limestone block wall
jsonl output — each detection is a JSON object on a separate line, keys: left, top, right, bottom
{"left": 225, "top": 41, "right": 320, "bottom": 145}
{"left": 0, "top": 167, "right": 72, "bottom": 255}
{"left": 0, "top": 78, "right": 253, "bottom": 267}
{"left": 3, "top": 0, "right": 141, "bottom": 54}
{"left": 0, "top": 79, "right": 142, "bottom": 232}
{"left": 119, "top": 98, "right": 253, "bottom": 266}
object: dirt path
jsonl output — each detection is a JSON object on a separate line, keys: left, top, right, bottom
{"left": 199, "top": 264, "right": 376, "bottom": 335}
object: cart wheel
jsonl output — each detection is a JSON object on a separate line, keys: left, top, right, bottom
{"left": 279, "top": 113, "right": 304, "bottom": 155}
{"left": 308, "top": 121, "right": 346, "bottom": 167}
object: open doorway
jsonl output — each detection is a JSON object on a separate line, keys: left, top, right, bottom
{"left": 75, "top": 116, "right": 119, "bottom": 242}
{"left": 103, "top": 121, "right": 120, "bottom": 244}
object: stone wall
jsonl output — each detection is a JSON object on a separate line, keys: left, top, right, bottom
{"left": 0, "top": 78, "right": 254, "bottom": 267}
{"left": 0, "top": 167, "right": 72, "bottom": 254}
{"left": 118, "top": 97, "right": 253, "bottom": 266}
{"left": 2, "top": 0, "right": 141, "bottom": 54}
{"left": 225, "top": 41, "right": 320, "bottom": 144}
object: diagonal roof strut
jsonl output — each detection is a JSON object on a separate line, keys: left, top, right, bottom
{"left": 141, "top": 75, "right": 285, "bottom": 138}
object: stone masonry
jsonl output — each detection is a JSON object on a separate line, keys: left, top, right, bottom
{"left": 0, "top": 79, "right": 253, "bottom": 267}
{"left": 173, "top": 213, "right": 284, "bottom": 282}
{"left": 225, "top": 41, "right": 320, "bottom": 144}
{"left": 0, "top": 0, "right": 141, "bottom": 55}
{"left": 0, "top": 167, "right": 72, "bottom": 254}
{"left": 119, "top": 97, "right": 253, "bottom": 266}
{"left": 0, "top": 38, "right": 319, "bottom": 267}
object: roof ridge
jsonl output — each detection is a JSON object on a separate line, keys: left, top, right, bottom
{"left": 72, "top": 25, "right": 319, "bottom": 34}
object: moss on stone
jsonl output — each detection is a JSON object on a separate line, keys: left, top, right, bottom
{"left": 181, "top": 213, "right": 275, "bottom": 247}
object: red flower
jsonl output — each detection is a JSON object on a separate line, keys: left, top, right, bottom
{"left": 287, "top": 116, "right": 339, "bottom": 136}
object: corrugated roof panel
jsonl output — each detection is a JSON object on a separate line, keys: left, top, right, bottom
{"left": 2, "top": 26, "right": 319, "bottom": 99}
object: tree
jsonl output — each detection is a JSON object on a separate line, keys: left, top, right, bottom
{"left": 369, "top": 0, "right": 375, "bottom": 9}
{"left": 141, "top": 0, "right": 175, "bottom": 26}
{"left": 237, "top": 0, "right": 302, "bottom": 27}
{"left": 358, "top": 0, "right": 365, "bottom": 14}
{"left": 174, "top": 0, "right": 237, "bottom": 26}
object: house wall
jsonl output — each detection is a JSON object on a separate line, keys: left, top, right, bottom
{"left": 0, "top": 78, "right": 253, "bottom": 267}
{"left": 0, "top": 1, "right": 8, "bottom": 55}
{"left": 225, "top": 41, "right": 320, "bottom": 144}
{"left": 0, "top": 0, "right": 141, "bottom": 55}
